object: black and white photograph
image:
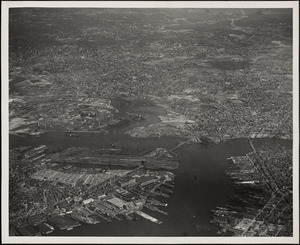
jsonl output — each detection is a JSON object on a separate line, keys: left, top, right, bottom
{"left": 1, "top": 1, "right": 299, "bottom": 244}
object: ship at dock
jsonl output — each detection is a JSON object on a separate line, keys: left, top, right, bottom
{"left": 135, "top": 211, "right": 162, "bottom": 224}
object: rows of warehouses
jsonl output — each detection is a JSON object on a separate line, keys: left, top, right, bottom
{"left": 31, "top": 169, "right": 115, "bottom": 186}
{"left": 10, "top": 143, "right": 177, "bottom": 236}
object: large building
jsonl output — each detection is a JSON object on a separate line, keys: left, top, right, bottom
{"left": 107, "top": 197, "right": 129, "bottom": 210}
{"left": 137, "top": 176, "right": 157, "bottom": 187}
{"left": 82, "top": 198, "right": 94, "bottom": 205}
{"left": 117, "top": 178, "right": 137, "bottom": 188}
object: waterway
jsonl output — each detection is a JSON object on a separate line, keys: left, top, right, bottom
{"left": 9, "top": 99, "right": 292, "bottom": 236}
{"left": 10, "top": 132, "right": 291, "bottom": 236}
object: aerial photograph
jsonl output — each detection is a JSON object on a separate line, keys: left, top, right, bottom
{"left": 6, "top": 5, "right": 296, "bottom": 240}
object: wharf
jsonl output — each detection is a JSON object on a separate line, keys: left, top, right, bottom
{"left": 69, "top": 212, "right": 97, "bottom": 225}
{"left": 162, "top": 182, "right": 174, "bottom": 188}
{"left": 145, "top": 160, "right": 178, "bottom": 170}
{"left": 155, "top": 207, "right": 168, "bottom": 215}
{"left": 157, "top": 185, "right": 173, "bottom": 194}
{"left": 145, "top": 203, "right": 168, "bottom": 215}
{"left": 151, "top": 190, "right": 169, "bottom": 198}
{"left": 147, "top": 198, "right": 168, "bottom": 207}
{"left": 47, "top": 215, "right": 81, "bottom": 230}
{"left": 95, "top": 202, "right": 119, "bottom": 218}
{"left": 89, "top": 214, "right": 102, "bottom": 223}
{"left": 95, "top": 210, "right": 112, "bottom": 222}
{"left": 122, "top": 213, "right": 134, "bottom": 221}
{"left": 17, "top": 225, "right": 41, "bottom": 236}
{"left": 36, "top": 223, "right": 54, "bottom": 235}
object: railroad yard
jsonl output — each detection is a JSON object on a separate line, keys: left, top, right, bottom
{"left": 9, "top": 140, "right": 183, "bottom": 236}
{"left": 8, "top": 8, "right": 294, "bottom": 238}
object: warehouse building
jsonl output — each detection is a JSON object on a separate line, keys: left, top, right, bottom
{"left": 107, "top": 197, "right": 129, "bottom": 210}
{"left": 137, "top": 175, "right": 157, "bottom": 187}
{"left": 118, "top": 178, "right": 137, "bottom": 188}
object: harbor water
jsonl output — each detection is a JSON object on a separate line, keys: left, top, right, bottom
{"left": 9, "top": 100, "right": 292, "bottom": 236}
{"left": 9, "top": 131, "right": 291, "bottom": 236}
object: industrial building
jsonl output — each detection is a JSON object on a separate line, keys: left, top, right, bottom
{"left": 117, "top": 178, "right": 137, "bottom": 188}
{"left": 107, "top": 197, "right": 129, "bottom": 210}
{"left": 137, "top": 175, "right": 157, "bottom": 187}
{"left": 82, "top": 198, "right": 94, "bottom": 205}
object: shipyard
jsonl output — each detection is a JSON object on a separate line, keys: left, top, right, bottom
{"left": 9, "top": 131, "right": 292, "bottom": 237}
{"left": 9, "top": 139, "right": 181, "bottom": 236}
{"left": 210, "top": 139, "right": 293, "bottom": 236}
{"left": 6, "top": 6, "right": 295, "bottom": 239}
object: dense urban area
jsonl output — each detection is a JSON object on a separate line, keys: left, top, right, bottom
{"left": 8, "top": 8, "right": 293, "bottom": 237}
{"left": 9, "top": 144, "right": 179, "bottom": 235}
{"left": 211, "top": 141, "right": 293, "bottom": 236}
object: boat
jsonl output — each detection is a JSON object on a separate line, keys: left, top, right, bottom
{"left": 44, "top": 222, "right": 55, "bottom": 230}
{"left": 65, "top": 132, "right": 79, "bottom": 137}
{"left": 135, "top": 211, "right": 162, "bottom": 224}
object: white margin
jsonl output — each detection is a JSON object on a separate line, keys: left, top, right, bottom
{"left": 1, "top": 1, "right": 299, "bottom": 244}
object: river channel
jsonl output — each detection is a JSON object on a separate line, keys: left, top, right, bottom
{"left": 9, "top": 99, "right": 292, "bottom": 236}
{"left": 10, "top": 131, "right": 291, "bottom": 236}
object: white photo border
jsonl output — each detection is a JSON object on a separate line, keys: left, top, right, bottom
{"left": 1, "top": 1, "right": 299, "bottom": 244}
